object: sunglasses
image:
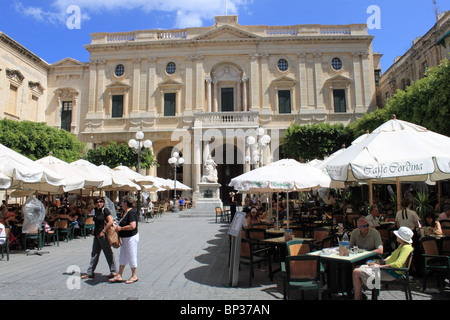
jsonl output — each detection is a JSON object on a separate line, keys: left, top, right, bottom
{"left": 96, "top": 200, "right": 104, "bottom": 204}
{"left": 359, "top": 224, "right": 370, "bottom": 229}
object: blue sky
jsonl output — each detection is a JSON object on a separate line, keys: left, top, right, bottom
{"left": 0, "top": 0, "right": 448, "bottom": 72}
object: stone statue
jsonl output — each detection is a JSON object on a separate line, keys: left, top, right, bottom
{"left": 201, "top": 155, "right": 218, "bottom": 183}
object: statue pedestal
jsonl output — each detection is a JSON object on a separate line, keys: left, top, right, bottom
{"left": 184, "top": 182, "right": 222, "bottom": 217}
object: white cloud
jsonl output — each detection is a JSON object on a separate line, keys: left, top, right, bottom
{"left": 14, "top": 0, "right": 254, "bottom": 28}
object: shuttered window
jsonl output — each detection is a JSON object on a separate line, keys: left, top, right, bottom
{"left": 278, "top": 90, "right": 291, "bottom": 114}
{"left": 333, "top": 89, "right": 346, "bottom": 113}
{"left": 164, "top": 93, "right": 176, "bottom": 116}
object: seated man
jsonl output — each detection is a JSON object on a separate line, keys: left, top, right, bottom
{"left": 366, "top": 205, "right": 381, "bottom": 228}
{"left": 349, "top": 217, "right": 383, "bottom": 255}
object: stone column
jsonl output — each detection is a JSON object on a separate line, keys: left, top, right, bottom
{"left": 184, "top": 56, "right": 194, "bottom": 113}
{"left": 147, "top": 57, "right": 157, "bottom": 115}
{"left": 249, "top": 53, "right": 261, "bottom": 111}
{"left": 242, "top": 76, "right": 249, "bottom": 112}
{"left": 213, "top": 80, "right": 219, "bottom": 112}
{"left": 195, "top": 55, "right": 204, "bottom": 112}
{"left": 131, "top": 58, "right": 141, "bottom": 113}
{"left": 140, "top": 58, "right": 149, "bottom": 111}
{"left": 88, "top": 61, "right": 97, "bottom": 114}
{"left": 236, "top": 78, "right": 241, "bottom": 112}
{"left": 206, "top": 77, "right": 212, "bottom": 113}
{"left": 361, "top": 52, "right": 373, "bottom": 109}
{"left": 314, "top": 53, "right": 324, "bottom": 109}
{"left": 306, "top": 54, "right": 315, "bottom": 107}
{"left": 298, "top": 53, "right": 308, "bottom": 110}
{"left": 352, "top": 52, "right": 364, "bottom": 113}
{"left": 96, "top": 60, "right": 106, "bottom": 114}
{"left": 260, "top": 53, "right": 270, "bottom": 113}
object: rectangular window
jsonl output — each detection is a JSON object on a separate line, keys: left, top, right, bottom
{"left": 333, "top": 89, "right": 346, "bottom": 113}
{"left": 32, "top": 95, "right": 39, "bottom": 121}
{"left": 278, "top": 90, "right": 291, "bottom": 114}
{"left": 221, "top": 88, "right": 234, "bottom": 112}
{"left": 61, "top": 101, "right": 72, "bottom": 132}
{"left": 8, "top": 85, "right": 18, "bottom": 115}
{"left": 374, "top": 70, "right": 381, "bottom": 87}
{"left": 164, "top": 93, "right": 176, "bottom": 116}
{"left": 112, "top": 95, "right": 124, "bottom": 118}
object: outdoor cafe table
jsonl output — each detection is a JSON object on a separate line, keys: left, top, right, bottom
{"left": 265, "top": 226, "right": 299, "bottom": 238}
{"left": 308, "top": 248, "right": 378, "bottom": 297}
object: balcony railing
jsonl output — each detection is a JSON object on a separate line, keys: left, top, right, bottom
{"left": 194, "top": 111, "right": 259, "bottom": 126}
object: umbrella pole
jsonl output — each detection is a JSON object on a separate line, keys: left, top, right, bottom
{"left": 369, "top": 180, "right": 373, "bottom": 206}
{"left": 396, "top": 177, "right": 401, "bottom": 210}
{"left": 438, "top": 181, "right": 441, "bottom": 210}
{"left": 287, "top": 192, "right": 289, "bottom": 229}
{"left": 276, "top": 192, "right": 279, "bottom": 228}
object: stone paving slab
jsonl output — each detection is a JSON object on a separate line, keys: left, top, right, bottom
{"left": 0, "top": 210, "right": 449, "bottom": 304}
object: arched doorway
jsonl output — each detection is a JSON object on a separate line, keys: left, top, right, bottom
{"left": 210, "top": 143, "right": 243, "bottom": 205}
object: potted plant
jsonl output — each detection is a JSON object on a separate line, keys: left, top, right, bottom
{"left": 413, "top": 191, "right": 434, "bottom": 219}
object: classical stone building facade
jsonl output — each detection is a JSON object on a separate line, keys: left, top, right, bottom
{"left": 1, "top": 15, "right": 381, "bottom": 201}
{"left": 378, "top": 11, "right": 449, "bottom": 108}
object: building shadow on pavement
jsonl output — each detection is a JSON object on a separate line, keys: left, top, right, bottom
{"left": 184, "top": 225, "right": 284, "bottom": 298}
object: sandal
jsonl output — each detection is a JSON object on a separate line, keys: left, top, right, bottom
{"left": 125, "top": 278, "right": 138, "bottom": 284}
{"left": 109, "top": 276, "right": 123, "bottom": 283}
{"left": 81, "top": 274, "right": 94, "bottom": 279}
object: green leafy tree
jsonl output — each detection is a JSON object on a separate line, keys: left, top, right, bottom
{"left": 87, "top": 141, "right": 155, "bottom": 169}
{"left": 281, "top": 122, "right": 353, "bottom": 162}
{"left": 348, "top": 107, "right": 392, "bottom": 139}
{"left": 0, "top": 119, "right": 84, "bottom": 162}
{"left": 349, "top": 58, "right": 450, "bottom": 139}
{"left": 386, "top": 58, "right": 450, "bottom": 136}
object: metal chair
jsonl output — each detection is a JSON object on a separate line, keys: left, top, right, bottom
{"left": 286, "top": 239, "right": 311, "bottom": 256}
{"left": 239, "top": 237, "right": 272, "bottom": 287}
{"left": 372, "top": 249, "right": 414, "bottom": 300}
{"left": 82, "top": 216, "right": 95, "bottom": 238}
{"left": 420, "top": 237, "right": 450, "bottom": 291}
{"left": 281, "top": 255, "right": 322, "bottom": 300}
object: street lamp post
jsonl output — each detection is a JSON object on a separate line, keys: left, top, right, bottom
{"left": 245, "top": 127, "right": 271, "bottom": 169}
{"left": 128, "top": 130, "right": 153, "bottom": 216}
{"left": 168, "top": 151, "right": 184, "bottom": 212}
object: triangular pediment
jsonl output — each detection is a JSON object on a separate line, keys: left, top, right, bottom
{"left": 51, "top": 57, "right": 86, "bottom": 68}
{"left": 106, "top": 81, "right": 131, "bottom": 89}
{"left": 271, "top": 75, "right": 297, "bottom": 85}
{"left": 193, "top": 25, "right": 260, "bottom": 41}
{"left": 326, "top": 74, "right": 352, "bottom": 83}
{"left": 158, "top": 79, "right": 183, "bottom": 90}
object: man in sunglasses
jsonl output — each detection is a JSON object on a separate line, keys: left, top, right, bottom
{"left": 349, "top": 217, "right": 383, "bottom": 255}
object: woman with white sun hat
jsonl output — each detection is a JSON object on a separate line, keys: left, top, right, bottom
{"left": 352, "top": 226, "right": 414, "bottom": 300}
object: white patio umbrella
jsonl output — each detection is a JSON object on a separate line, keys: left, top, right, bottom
{"left": 229, "top": 159, "right": 333, "bottom": 228}
{"left": 98, "top": 165, "right": 141, "bottom": 191}
{"left": 325, "top": 117, "right": 450, "bottom": 207}
{"left": 163, "top": 179, "right": 192, "bottom": 191}
{"left": 0, "top": 144, "right": 66, "bottom": 193}
{"left": 229, "top": 159, "right": 332, "bottom": 193}
{"left": 68, "top": 159, "right": 113, "bottom": 191}
{"left": 36, "top": 155, "right": 86, "bottom": 192}
{"left": 113, "top": 165, "right": 155, "bottom": 187}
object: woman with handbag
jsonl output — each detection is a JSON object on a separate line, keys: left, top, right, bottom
{"left": 81, "top": 197, "right": 117, "bottom": 279}
{"left": 109, "top": 195, "right": 139, "bottom": 284}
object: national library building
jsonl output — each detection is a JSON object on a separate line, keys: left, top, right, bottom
{"left": 0, "top": 15, "right": 381, "bottom": 201}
